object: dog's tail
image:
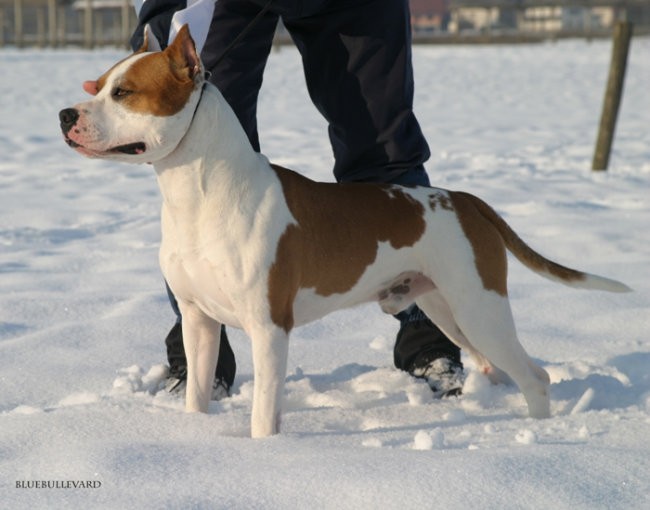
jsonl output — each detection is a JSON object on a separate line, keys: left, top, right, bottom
{"left": 457, "top": 192, "right": 632, "bottom": 293}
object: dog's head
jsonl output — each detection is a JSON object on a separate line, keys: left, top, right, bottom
{"left": 59, "top": 25, "right": 204, "bottom": 163}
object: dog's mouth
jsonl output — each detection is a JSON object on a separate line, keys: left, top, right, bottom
{"left": 64, "top": 137, "right": 82, "bottom": 149}
{"left": 64, "top": 137, "right": 146, "bottom": 156}
{"left": 109, "top": 142, "right": 146, "bottom": 155}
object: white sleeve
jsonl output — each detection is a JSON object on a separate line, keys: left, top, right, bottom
{"left": 131, "top": 0, "right": 217, "bottom": 54}
{"left": 169, "top": 0, "right": 217, "bottom": 53}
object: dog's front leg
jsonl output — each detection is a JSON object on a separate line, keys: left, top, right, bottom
{"left": 249, "top": 325, "right": 290, "bottom": 438}
{"left": 177, "top": 302, "right": 221, "bottom": 413}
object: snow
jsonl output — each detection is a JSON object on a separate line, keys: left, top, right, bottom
{"left": 1, "top": 38, "right": 649, "bottom": 509}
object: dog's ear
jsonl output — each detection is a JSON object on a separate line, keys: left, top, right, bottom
{"left": 137, "top": 24, "right": 163, "bottom": 53}
{"left": 166, "top": 24, "right": 202, "bottom": 83}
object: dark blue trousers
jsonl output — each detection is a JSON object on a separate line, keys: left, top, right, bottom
{"left": 202, "top": 0, "right": 431, "bottom": 184}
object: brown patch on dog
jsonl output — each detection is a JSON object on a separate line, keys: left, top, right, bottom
{"left": 428, "top": 191, "right": 453, "bottom": 212}
{"left": 268, "top": 165, "right": 426, "bottom": 332}
{"left": 454, "top": 192, "right": 587, "bottom": 286}
{"left": 95, "top": 58, "right": 130, "bottom": 95}
{"left": 96, "top": 25, "right": 198, "bottom": 117}
{"left": 449, "top": 192, "right": 508, "bottom": 296}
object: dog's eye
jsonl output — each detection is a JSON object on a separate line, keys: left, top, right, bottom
{"left": 112, "top": 87, "right": 132, "bottom": 99}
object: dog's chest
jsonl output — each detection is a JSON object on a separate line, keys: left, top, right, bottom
{"left": 157, "top": 191, "right": 294, "bottom": 327}
{"left": 161, "top": 244, "right": 232, "bottom": 310}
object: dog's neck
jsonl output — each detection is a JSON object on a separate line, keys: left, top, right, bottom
{"left": 153, "top": 83, "right": 272, "bottom": 219}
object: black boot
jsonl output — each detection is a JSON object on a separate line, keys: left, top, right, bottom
{"left": 394, "top": 305, "right": 464, "bottom": 397}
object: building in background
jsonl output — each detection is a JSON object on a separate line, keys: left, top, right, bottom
{"left": 0, "top": 0, "right": 649, "bottom": 47}
{"left": 0, "top": 0, "right": 134, "bottom": 47}
{"left": 411, "top": 0, "right": 451, "bottom": 32}
{"left": 447, "top": 0, "right": 650, "bottom": 35}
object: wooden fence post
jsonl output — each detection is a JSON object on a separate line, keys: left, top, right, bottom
{"left": 84, "top": 0, "right": 93, "bottom": 49}
{"left": 592, "top": 21, "right": 633, "bottom": 171}
{"left": 121, "top": 0, "right": 131, "bottom": 49}
{"left": 14, "top": 0, "right": 23, "bottom": 48}
{"left": 48, "top": 0, "right": 57, "bottom": 47}
{"left": 58, "top": 5, "right": 66, "bottom": 45}
{"left": 36, "top": 7, "right": 45, "bottom": 47}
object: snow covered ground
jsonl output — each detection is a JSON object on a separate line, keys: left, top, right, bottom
{"left": 1, "top": 38, "right": 649, "bottom": 509}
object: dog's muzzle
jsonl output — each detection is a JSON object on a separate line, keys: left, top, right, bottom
{"left": 59, "top": 108, "right": 79, "bottom": 135}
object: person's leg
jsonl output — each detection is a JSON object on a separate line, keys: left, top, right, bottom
{"left": 285, "top": 0, "right": 463, "bottom": 395}
{"left": 284, "top": 0, "right": 430, "bottom": 184}
{"left": 202, "top": 0, "right": 280, "bottom": 151}
{"left": 163, "top": 0, "right": 278, "bottom": 396}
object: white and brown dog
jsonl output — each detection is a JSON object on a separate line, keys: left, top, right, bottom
{"left": 59, "top": 26, "right": 630, "bottom": 437}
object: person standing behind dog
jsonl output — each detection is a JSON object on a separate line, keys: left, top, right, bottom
{"left": 129, "top": 0, "right": 465, "bottom": 400}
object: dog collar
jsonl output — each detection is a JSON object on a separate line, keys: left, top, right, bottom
{"left": 158, "top": 81, "right": 206, "bottom": 163}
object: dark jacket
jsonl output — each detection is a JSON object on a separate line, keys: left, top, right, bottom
{"left": 131, "top": 0, "right": 333, "bottom": 50}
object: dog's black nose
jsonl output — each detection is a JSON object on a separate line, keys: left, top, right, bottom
{"left": 59, "top": 108, "right": 79, "bottom": 134}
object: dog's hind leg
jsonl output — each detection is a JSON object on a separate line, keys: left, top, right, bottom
{"left": 451, "top": 291, "right": 550, "bottom": 418}
{"left": 421, "top": 287, "right": 550, "bottom": 418}
{"left": 415, "top": 291, "right": 511, "bottom": 385}
{"left": 178, "top": 302, "right": 222, "bottom": 413}
{"left": 248, "top": 324, "right": 290, "bottom": 438}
